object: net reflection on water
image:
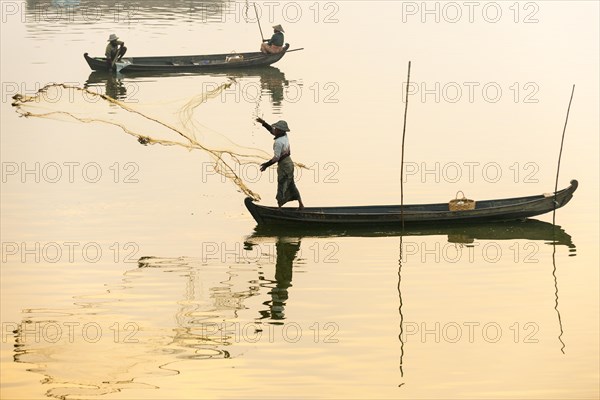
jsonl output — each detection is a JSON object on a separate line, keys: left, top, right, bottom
{"left": 12, "top": 256, "right": 265, "bottom": 398}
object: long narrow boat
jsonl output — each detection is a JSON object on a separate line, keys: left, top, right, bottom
{"left": 245, "top": 180, "right": 578, "bottom": 226}
{"left": 84, "top": 44, "right": 291, "bottom": 73}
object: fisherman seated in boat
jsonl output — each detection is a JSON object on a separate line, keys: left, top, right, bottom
{"left": 256, "top": 117, "right": 304, "bottom": 209}
{"left": 105, "top": 33, "right": 127, "bottom": 69}
{"left": 260, "top": 24, "right": 285, "bottom": 54}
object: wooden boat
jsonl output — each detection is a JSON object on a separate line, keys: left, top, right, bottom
{"left": 245, "top": 180, "right": 578, "bottom": 226}
{"left": 84, "top": 44, "right": 291, "bottom": 73}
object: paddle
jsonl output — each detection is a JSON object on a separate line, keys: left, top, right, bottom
{"left": 254, "top": 3, "right": 265, "bottom": 42}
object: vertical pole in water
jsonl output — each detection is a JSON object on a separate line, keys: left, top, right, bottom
{"left": 553, "top": 84, "right": 575, "bottom": 225}
{"left": 398, "top": 61, "right": 412, "bottom": 381}
{"left": 400, "top": 61, "right": 411, "bottom": 228}
{"left": 551, "top": 84, "right": 573, "bottom": 355}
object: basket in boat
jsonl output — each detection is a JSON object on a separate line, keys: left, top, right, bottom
{"left": 226, "top": 51, "right": 244, "bottom": 63}
{"left": 449, "top": 190, "right": 476, "bottom": 211}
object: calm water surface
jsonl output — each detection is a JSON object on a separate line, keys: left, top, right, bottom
{"left": 1, "top": 1, "right": 598, "bottom": 399}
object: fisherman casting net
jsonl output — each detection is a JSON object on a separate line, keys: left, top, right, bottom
{"left": 11, "top": 81, "right": 306, "bottom": 201}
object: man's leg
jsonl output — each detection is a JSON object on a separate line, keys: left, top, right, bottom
{"left": 297, "top": 196, "right": 304, "bottom": 209}
{"left": 117, "top": 46, "right": 127, "bottom": 61}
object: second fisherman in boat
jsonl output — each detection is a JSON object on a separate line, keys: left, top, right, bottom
{"left": 260, "top": 24, "right": 285, "bottom": 54}
{"left": 257, "top": 118, "right": 304, "bottom": 209}
{"left": 105, "top": 33, "right": 127, "bottom": 69}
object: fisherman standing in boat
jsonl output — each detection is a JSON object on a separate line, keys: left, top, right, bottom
{"left": 105, "top": 34, "right": 127, "bottom": 69}
{"left": 257, "top": 118, "right": 304, "bottom": 209}
{"left": 260, "top": 24, "right": 285, "bottom": 54}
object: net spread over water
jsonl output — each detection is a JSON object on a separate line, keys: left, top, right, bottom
{"left": 11, "top": 82, "right": 306, "bottom": 201}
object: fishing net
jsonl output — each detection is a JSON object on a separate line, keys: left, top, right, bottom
{"left": 11, "top": 81, "right": 306, "bottom": 201}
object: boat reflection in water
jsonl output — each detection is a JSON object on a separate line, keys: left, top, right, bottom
{"left": 11, "top": 220, "right": 574, "bottom": 398}
{"left": 84, "top": 71, "right": 129, "bottom": 100}
{"left": 206, "top": 66, "right": 290, "bottom": 114}
{"left": 84, "top": 66, "right": 290, "bottom": 112}
{"left": 246, "top": 219, "right": 576, "bottom": 250}
{"left": 251, "top": 67, "right": 289, "bottom": 112}
{"left": 245, "top": 219, "right": 575, "bottom": 380}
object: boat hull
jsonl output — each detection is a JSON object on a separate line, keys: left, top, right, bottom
{"left": 83, "top": 44, "right": 290, "bottom": 72}
{"left": 245, "top": 180, "right": 579, "bottom": 226}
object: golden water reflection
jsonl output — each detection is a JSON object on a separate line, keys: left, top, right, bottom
{"left": 11, "top": 221, "right": 576, "bottom": 398}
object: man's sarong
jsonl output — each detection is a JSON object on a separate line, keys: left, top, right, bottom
{"left": 260, "top": 43, "right": 284, "bottom": 54}
{"left": 276, "top": 157, "right": 300, "bottom": 206}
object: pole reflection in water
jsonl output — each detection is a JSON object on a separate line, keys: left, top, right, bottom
{"left": 552, "top": 234, "right": 567, "bottom": 354}
{"left": 390, "top": 220, "right": 576, "bottom": 382}
{"left": 397, "top": 235, "right": 405, "bottom": 383}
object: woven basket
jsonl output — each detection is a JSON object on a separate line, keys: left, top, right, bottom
{"left": 449, "top": 190, "right": 476, "bottom": 211}
{"left": 226, "top": 51, "right": 244, "bottom": 63}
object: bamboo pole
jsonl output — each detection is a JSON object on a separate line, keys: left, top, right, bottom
{"left": 254, "top": 3, "right": 265, "bottom": 42}
{"left": 398, "top": 62, "right": 411, "bottom": 381}
{"left": 400, "top": 61, "right": 411, "bottom": 228}
{"left": 553, "top": 84, "right": 575, "bottom": 225}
